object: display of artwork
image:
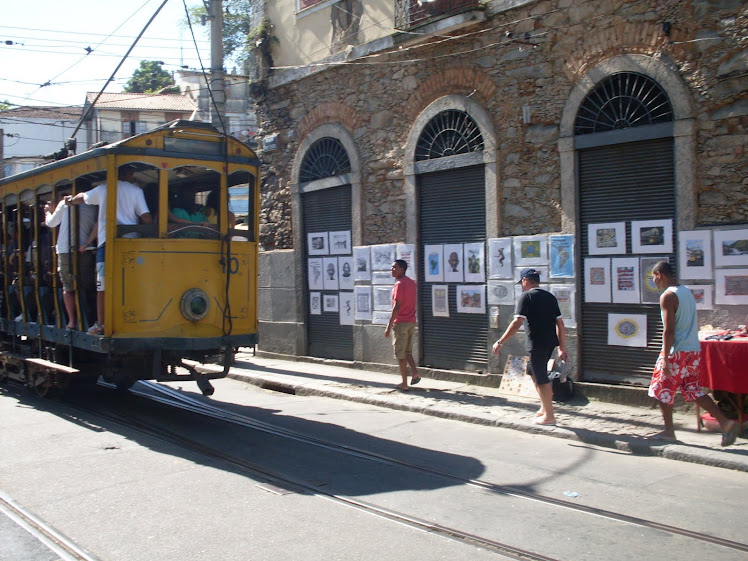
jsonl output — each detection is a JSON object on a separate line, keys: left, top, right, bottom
{"left": 339, "top": 292, "right": 355, "bottom": 325}
{"left": 309, "top": 292, "right": 321, "bottom": 315}
{"left": 456, "top": 285, "right": 485, "bottom": 314}
{"left": 307, "top": 258, "right": 324, "bottom": 290}
{"left": 685, "top": 285, "right": 713, "bottom": 310}
{"left": 487, "top": 280, "right": 514, "bottom": 305}
{"left": 487, "top": 238, "right": 513, "bottom": 279}
{"left": 607, "top": 313, "right": 647, "bottom": 347}
{"left": 463, "top": 242, "right": 485, "bottom": 283}
{"left": 373, "top": 285, "right": 392, "bottom": 311}
{"left": 307, "top": 232, "right": 329, "bottom": 255}
{"left": 337, "top": 256, "right": 354, "bottom": 290}
{"left": 640, "top": 256, "right": 666, "bottom": 304}
{"left": 396, "top": 244, "right": 416, "bottom": 280}
{"left": 678, "top": 230, "right": 713, "bottom": 280}
{"left": 424, "top": 244, "right": 444, "bottom": 282}
{"left": 353, "top": 246, "right": 371, "bottom": 281}
{"left": 431, "top": 285, "right": 449, "bottom": 317}
{"left": 329, "top": 230, "right": 351, "bottom": 255}
{"left": 370, "top": 244, "right": 395, "bottom": 271}
{"left": 549, "top": 284, "right": 576, "bottom": 329}
{"left": 354, "top": 286, "right": 372, "bottom": 321}
{"left": 513, "top": 235, "right": 548, "bottom": 266}
{"left": 323, "top": 294, "right": 339, "bottom": 312}
{"left": 549, "top": 235, "right": 575, "bottom": 278}
{"left": 611, "top": 257, "right": 640, "bottom": 304}
{"left": 322, "top": 257, "right": 338, "bottom": 290}
{"left": 632, "top": 219, "right": 672, "bottom": 254}
{"left": 715, "top": 268, "right": 748, "bottom": 305}
{"left": 588, "top": 222, "right": 626, "bottom": 255}
{"left": 713, "top": 229, "right": 748, "bottom": 267}
{"left": 584, "top": 258, "right": 611, "bottom": 303}
{"left": 443, "top": 243, "right": 464, "bottom": 282}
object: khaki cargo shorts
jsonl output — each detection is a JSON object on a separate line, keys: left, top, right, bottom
{"left": 392, "top": 322, "right": 415, "bottom": 360}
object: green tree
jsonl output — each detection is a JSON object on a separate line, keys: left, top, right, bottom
{"left": 0, "top": 100, "right": 12, "bottom": 111}
{"left": 124, "top": 60, "right": 176, "bottom": 93}
{"left": 188, "top": 0, "right": 253, "bottom": 67}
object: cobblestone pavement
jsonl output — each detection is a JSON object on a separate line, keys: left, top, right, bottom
{"left": 228, "top": 352, "right": 748, "bottom": 473}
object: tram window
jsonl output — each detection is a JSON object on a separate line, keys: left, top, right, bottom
{"left": 166, "top": 166, "right": 220, "bottom": 240}
{"left": 114, "top": 165, "right": 158, "bottom": 239}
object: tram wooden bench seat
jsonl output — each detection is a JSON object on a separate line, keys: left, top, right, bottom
{"left": 25, "top": 357, "right": 79, "bottom": 375}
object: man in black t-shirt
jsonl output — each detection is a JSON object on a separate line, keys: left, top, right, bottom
{"left": 493, "top": 268, "right": 568, "bottom": 425}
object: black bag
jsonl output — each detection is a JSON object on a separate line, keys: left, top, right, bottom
{"left": 549, "top": 359, "right": 575, "bottom": 402}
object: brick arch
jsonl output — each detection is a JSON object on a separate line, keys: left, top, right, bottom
{"left": 404, "top": 67, "right": 497, "bottom": 122}
{"left": 296, "top": 102, "right": 360, "bottom": 143}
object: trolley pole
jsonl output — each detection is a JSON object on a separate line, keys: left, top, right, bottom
{"left": 209, "top": 0, "right": 226, "bottom": 132}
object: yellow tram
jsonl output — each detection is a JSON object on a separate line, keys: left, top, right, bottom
{"left": 0, "top": 120, "right": 260, "bottom": 395}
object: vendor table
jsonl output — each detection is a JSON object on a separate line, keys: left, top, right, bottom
{"left": 697, "top": 336, "right": 748, "bottom": 431}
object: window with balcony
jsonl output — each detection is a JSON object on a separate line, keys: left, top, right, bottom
{"left": 394, "top": 0, "right": 482, "bottom": 30}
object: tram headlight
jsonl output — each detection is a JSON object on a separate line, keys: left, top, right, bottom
{"left": 180, "top": 288, "right": 210, "bottom": 322}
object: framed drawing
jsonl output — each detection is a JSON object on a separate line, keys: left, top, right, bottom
{"left": 549, "top": 284, "right": 576, "bottom": 329}
{"left": 513, "top": 235, "right": 548, "bottom": 266}
{"left": 354, "top": 285, "right": 372, "bottom": 321}
{"left": 611, "top": 258, "right": 640, "bottom": 304}
{"left": 424, "top": 244, "right": 444, "bottom": 283}
{"left": 640, "top": 256, "right": 666, "bottom": 304}
{"left": 444, "top": 244, "right": 464, "bottom": 283}
{"left": 337, "top": 256, "right": 354, "bottom": 290}
{"left": 488, "top": 238, "right": 513, "bottom": 279}
{"left": 456, "top": 285, "right": 486, "bottom": 314}
{"left": 307, "top": 258, "right": 324, "bottom": 290}
{"left": 431, "top": 285, "right": 449, "bottom": 317}
{"left": 396, "top": 244, "right": 416, "bottom": 280}
{"left": 373, "top": 285, "right": 392, "bottom": 311}
{"left": 713, "top": 229, "right": 748, "bottom": 267}
{"left": 607, "top": 313, "right": 647, "bottom": 347}
{"left": 487, "top": 280, "right": 514, "bottom": 305}
{"left": 463, "top": 242, "right": 485, "bottom": 283}
{"left": 370, "top": 244, "right": 396, "bottom": 271}
{"left": 307, "top": 232, "right": 329, "bottom": 256}
{"left": 715, "top": 268, "right": 748, "bottom": 305}
{"left": 339, "top": 292, "right": 355, "bottom": 325}
{"left": 322, "top": 257, "right": 338, "bottom": 290}
{"left": 679, "top": 230, "right": 713, "bottom": 280}
{"left": 353, "top": 246, "right": 371, "bottom": 281}
{"left": 685, "top": 285, "right": 713, "bottom": 310}
{"left": 549, "top": 235, "right": 575, "bottom": 278}
{"left": 632, "top": 219, "right": 672, "bottom": 254}
{"left": 371, "top": 271, "right": 395, "bottom": 285}
{"left": 587, "top": 222, "right": 626, "bottom": 255}
{"left": 309, "top": 292, "right": 321, "bottom": 315}
{"left": 323, "top": 294, "right": 339, "bottom": 313}
{"left": 329, "top": 230, "right": 351, "bottom": 255}
{"left": 584, "top": 258, "right": 611, "bottom": 303}
{"left": 372, "top": 311, "right": 390, "bottom": 325}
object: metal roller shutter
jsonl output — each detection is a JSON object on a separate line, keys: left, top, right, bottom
{"left": 419, "top": 165, "right": 487, "bottom": 371}
{"left": 302, "top": 185, "right": 353, "bottom": 360}
{"left": 578, "top": 138, "right": 675, "bottom": 384}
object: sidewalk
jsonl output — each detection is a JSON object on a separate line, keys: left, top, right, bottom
{"left": 227, "top": 351, "right": 748, "bottom": 473}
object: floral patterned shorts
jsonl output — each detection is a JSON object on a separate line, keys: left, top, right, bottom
{"left": 648, "top": 351, "right": 706, "bottom": 405}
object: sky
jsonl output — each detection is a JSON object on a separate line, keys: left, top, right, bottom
{"left": 0, "top": 0, "right": 213, "bottom": 108}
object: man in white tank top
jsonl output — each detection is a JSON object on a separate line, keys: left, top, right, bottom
{"left": 648, "top": 261, "right": 737, "bottom": 446}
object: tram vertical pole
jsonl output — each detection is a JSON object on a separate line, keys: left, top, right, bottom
{"left": 209, "top": 0, "right": 226, "bottom": 132}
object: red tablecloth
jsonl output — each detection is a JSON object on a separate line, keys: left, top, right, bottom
{"left": 699, "top": 337, "right": 748, "bottom": 394}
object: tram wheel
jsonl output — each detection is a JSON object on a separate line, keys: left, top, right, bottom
{"left": 115, "top": 380, "right": 135, "bottom": 393}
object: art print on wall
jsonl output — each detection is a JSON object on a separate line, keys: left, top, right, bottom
{"left": 584, "top": 257, "right": 611, "bottom": 303}
{"left": 354, "top": 285, "right": 372, "bottom": 321}
{"left": 587, "top": 222, "right": 626, "bottom": 255}
{"left": 607, "top": 313, "right": 647, "bottom": 347}
{"left": 443, "top": 244, "right": 464, "bottom": 283}
{"left": 339, "top": 292, "right": 355, "bottom": 325}
{"left": 323, "top": 294, "right": 339, "bottom": 313}
{"left": 713, "top": 229, "right": 748, "bottom": 267}
{"left": 456, "top": 285, "right": 486, "bottom": 314}
{"left": 396, "top": 244, "right": 416, "bottom": 280}
{"left": 679, "top": 230, "right": 713, "bottom": 280}
{"left": 685, "top": 285, "right": 713, "bottom": 310}
{"left": 370, "top": 244, "right": 396, "bottom": 271}
{"left": 487, "top": 280, "right": 514, "bottom": 305}
{"left": 424, "top": 244, "right": 444, "bottom": 283}
{"left": 432, "top": 285, "right": 450, "bottom": 317}
{"left": 632, "top": 219, "right": 673, "bottom": 254}
{"left": 309, "top": 292, "right": 321, "bottom": 315}
{"left": 611, "top": 257, "right": 640, "bottom": 304}
{"left": 549, "top": 235, "right": 575, "bottom": 278}
{"left": 463, "top": 242, "right": 485, "bottom": 283}
{"left": 353, "top": 246, "right": 371, "bottom": 281}
{"left": 307, "top": 232, "right": 329, "bottom": 256}
{"left": 371, "top": 271, "right": 395, "bottom": 285}
{"left": 372, "top": 311, "right": 391, "bottom": 325}
{"left": 329, "top": 230, "right": 351, "bottom": 255}
{"left": 322, "top": 257, "right": 339, "bottom": 290}
{"left": 550, "top": 284, "right": 576, "bottom": 329}
{"left": 487, "top": 238, "right": 513, "bottom": 279}
{"left": 338, "top": 256, "right": 354, "bottom": 290}
{"left": 715, "top": 268, "right": 748, "bottom": 305}
{"left": 513, "top": 235, "right": 548, "bottom": 266}
{"left": 307, "top": 258, "right": 324, "bottom": 291}
{"left": 640, "top": 256, "right": 666, "bottom": 304}
{"left": 373, "top": 285, "right": 392, "bottom": 311}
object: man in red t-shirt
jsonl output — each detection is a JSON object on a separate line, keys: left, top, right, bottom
{"left": 385, "top": 259, "right": 420, "bottom": 390}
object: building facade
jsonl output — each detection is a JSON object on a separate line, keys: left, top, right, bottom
{"left": 249, "top": 0, "right": 747, "bottom": 385}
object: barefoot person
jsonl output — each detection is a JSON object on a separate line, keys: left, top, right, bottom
{"left": 384, "top": 259, "right": 420, "bottom": 390}
{"left": 648, "top": 261, "right": 738, "bottom": 446}
{"left": 493, "top": 268, "right": 567, "bottom": 425}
